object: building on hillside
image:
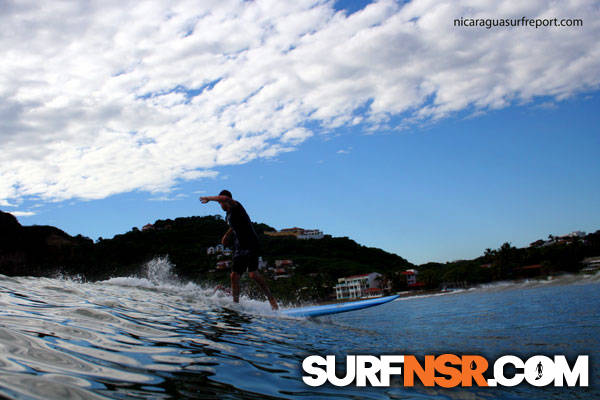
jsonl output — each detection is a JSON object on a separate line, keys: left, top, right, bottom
{"left": 516, "top": 264, "right": 543, "bottom": 278}
{"left": 334, "top": 272, "right": 382, "bottom": 300}
{"left": 581, "top": 256, "right": 600, "bottom": 273}
{"left": 216, "top": 260, "right": 231, "bottom": 270}
{"left": 275, "top": 259, "right": 294, "bottom": 267}
{"left": 556, "top": 231, "right": 587, "bottom": 244}
{"left": 531, "top": 231, "right": 587, "bottom": 248}
{"left": 401, "top": 269, "right": 424, "bottom": 288}
{"left": 258, "top": 256, "right": 268, "bottom": 270}
{"left": 529, "top": 240, "right": 546, "bottom": 248}
{"left": 264, "top": 227, "right": 303, "bottom": 238}
{"left": 207, "top": 244, "right": 231, "bottom": 255}
{"left": 142, "top": 224, "right": 155, "bottom": 231}
{"left": 265, "top": 227, "right": 324, "bottom": 240}
{"left": 297, "top": 229, "right": 324, "bottom": 240}
{"left": 273, "top": 267, "right": 291, "bottom": 280}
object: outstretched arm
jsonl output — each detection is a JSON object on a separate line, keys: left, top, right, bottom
{"left": 199, "top": 195, "right": 235, "bottom": 207}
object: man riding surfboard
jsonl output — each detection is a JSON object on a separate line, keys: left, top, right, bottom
{"left": 200, "top": 190, "right": 278, "bottom": 310}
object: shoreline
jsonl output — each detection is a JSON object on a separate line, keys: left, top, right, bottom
{"left": 313, "top": 271, "right": 600, "bottom": 306}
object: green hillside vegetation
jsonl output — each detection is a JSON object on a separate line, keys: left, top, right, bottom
{"left": 417, "top": 235, "right": 600, "bottom": 290}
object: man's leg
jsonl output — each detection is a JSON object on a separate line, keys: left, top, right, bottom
{"left": 249, "top": 271, "right": 278, "bottom": 310}
{"left": 230, "top": 271, "right": 241, "bottom": 303}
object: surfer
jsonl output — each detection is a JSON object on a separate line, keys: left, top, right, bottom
{"left": 535, "top": 361, "right": 543, "bottom": 380}
{"left": 200, "top": 190, "right": 278, "bottom": 310}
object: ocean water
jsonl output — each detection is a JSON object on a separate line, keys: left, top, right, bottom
{"left": 0, "top": 258, "right": 598, "bottom": 400}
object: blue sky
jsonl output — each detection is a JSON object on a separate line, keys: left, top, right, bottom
{"left": 14, "top": 92, "right": 600, "bottom": 264}
{"left": 2, "top": 1, "right": 599, "bottom": 264}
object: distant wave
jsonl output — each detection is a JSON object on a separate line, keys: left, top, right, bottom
{"left": 398, "top": 270, "right": 600, "bottom": 301}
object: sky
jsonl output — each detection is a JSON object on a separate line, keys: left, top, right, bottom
{"left": 1, "top": 0, "right": 599, "bottom": 265}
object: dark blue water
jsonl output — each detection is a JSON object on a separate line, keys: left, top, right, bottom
{"left": 0, "top": 259, "right": 598, "bottom": 399}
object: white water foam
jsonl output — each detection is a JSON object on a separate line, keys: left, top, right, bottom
{"left": 103, "top": 256, "right": 182, "bottom": 289}
{"left": 100, "top": 256, "right": 279, "bottom": 316}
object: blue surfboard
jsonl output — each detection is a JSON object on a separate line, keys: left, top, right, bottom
{"left": 281, "top": 294, "right": 400, "bottom": 318}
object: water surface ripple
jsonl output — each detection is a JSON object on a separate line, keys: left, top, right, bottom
{"left": 0, "top": 260, "right": 598, "bottom": 399}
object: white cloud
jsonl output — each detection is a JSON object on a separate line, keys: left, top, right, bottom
{"left": 149, "top": 193, "right": 188, "bottom": 202}
{"left": 535, "top": 101, "right": 558, "bottom": 110}
{"left": 1, "top": 0, "right": 598, "bottom": 204}
{"left": 9, "top": 211, "right": 36, "bottom": 217}
{"left": 0, "top": 199, "right": 16, "bottom": 207}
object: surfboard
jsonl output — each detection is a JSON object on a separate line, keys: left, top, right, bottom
{"left": 281, "top": 294, "right": 400, "bottom": 318}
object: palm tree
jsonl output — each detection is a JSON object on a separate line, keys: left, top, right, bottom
{"left": 484, "top": 248, "right": 495, "bottom": 259}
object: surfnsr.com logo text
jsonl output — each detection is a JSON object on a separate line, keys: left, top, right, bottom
{"left": 302, "top": 354, "right": 589, "bottom": 387}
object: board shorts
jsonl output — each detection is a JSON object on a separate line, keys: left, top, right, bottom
{"left": 232, "top": 251, "right": 259, "bottom": 275}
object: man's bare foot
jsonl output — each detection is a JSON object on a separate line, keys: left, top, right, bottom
{"left": 269, "top": 297, "right": 279, "bottom": 310}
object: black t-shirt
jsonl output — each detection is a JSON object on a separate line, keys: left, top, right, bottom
{"left": 226, "top": 201, "right": 259, "bottom": 256}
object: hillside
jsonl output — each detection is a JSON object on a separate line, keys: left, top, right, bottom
{"left": 0, "top": 211, "right": 94, "bottom": 276}
{"left": 0, "top": 211, "right": 412, "bottom": 299}
{"left": 414, "top": 234, "right": 600, "bottom": 290}
{"left": 3, "top": 210, "right": 597, "bottom": 302}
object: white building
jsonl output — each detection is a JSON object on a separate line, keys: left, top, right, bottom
{"left": 265, "top": 227, "right": 325, "bottom": 240}
{"left": 582, "top": 256, "right": 600, "bottom": 273}
{"left": 402, "top": 269, "right": 418, "bottom": 286}
{"left": 207, "top": 244, "right": 231, "bottom": 255}
{"left": 258, "top": 257, "right": 268, "bottom": 270}
{"left": 334, "top": 272, "right": 382, "bottom": 300}
{"left": 297, "top": 229, "right": 324, "bottom": 240}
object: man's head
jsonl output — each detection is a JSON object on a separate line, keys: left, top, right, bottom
{"left": 219, "top": 189, "right": 233, "bottom": 211}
